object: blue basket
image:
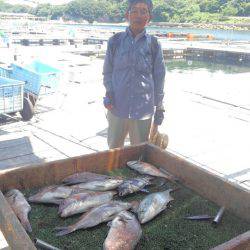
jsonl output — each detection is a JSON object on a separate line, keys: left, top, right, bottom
{"left": 0, "top": 76, "right": 24, "bottom": 114}
{"left": 11, "top": 60, "right": 61, "bottom": 96}
{"left": 0, "top": 66, "right": 11, "bottom": 78}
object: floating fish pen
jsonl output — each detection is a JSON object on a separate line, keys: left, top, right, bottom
{"left": 155, "top": 33, "right": 214, "bottom": 41}
{"left": 162, "top": 49, "right": 186, "bottom": 59}
{"left": 12, "top": 38, "right": 89, "bottom": 46}
{"left": 83, "top": 37, "right": 108, "bottom": 45}
{"left": 185, "top": 48, "right": 250, "bottom": 67}
{"left": 11, "top": 37, "right": 108, "bottom": 46}
{"left": 0, "top": 143, "right": 249, "bottom": 249}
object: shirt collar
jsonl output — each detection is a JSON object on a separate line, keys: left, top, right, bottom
{"left": 126, "top": 27, "right": 147, "bottom": 42}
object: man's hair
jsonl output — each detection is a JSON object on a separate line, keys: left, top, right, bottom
{"left": 128, "top": 0, "right": 153, "bottom": 13}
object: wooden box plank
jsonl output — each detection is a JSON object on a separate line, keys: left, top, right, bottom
{"left": 211, "top": 231, "right": 250, "bottom": 250}
{"left": 0, "top": 144, "right": 145, "bottom": 191}
{"left": 0, "top": 192, "right": 35, "bottom": 250}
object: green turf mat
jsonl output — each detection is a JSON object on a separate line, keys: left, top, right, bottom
{"left": 23, "top": 167, "right": 249, "bottom": 250}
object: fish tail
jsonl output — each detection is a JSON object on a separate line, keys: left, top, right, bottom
{"left": 55, "top": 226, "right": 75, "bottom": 236}
{"left": 53, "top": 198, "right": 64, "bottom": 205}
{"left": 22, "top": 219, "right": 32, "bottom": 233}
{"left": 156, "top": 178, "right": 167, "bottom": 188}
{"left": 159, "top": 167, "right": 179, "bottom": 182}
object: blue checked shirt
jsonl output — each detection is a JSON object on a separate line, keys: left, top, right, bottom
{"left": 103, "top": 27, "right": 165, "bottom": 121}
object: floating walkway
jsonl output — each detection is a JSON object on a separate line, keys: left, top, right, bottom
{"left": 12, "top": 36, "right": 108, "bottom": 46}
{"left": 7, "top": 34, "right": 250, "bottom": 66}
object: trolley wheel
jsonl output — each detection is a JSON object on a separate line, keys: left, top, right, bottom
{"left": 20, "top": 97, "right": 34, "bottom": 121}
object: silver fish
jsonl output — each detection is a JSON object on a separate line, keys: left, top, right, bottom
{"left": 103, "top": 211, "right": 142, "bottom": 250}
{"left": 55, "top": 201, "right": 132, "bottom": 236}
{"left": 62, "top": 172, "right": 113, "bottom": 185}
{"left": 118, "top": 176, "right": 152, "bottom": 196}
{"left": 5, "top": 189, "right": 32, "bottom": 233}
{"left": 28, "top": 185, "right": 84, "bottom": 205}
{"left": 137, "top": 189, "right": 174, "bottom": 224}
{"left": 127, "top": 161, "right": 176, "bottom": 181}
{"left": 72, "top": 179, "right": 124, "bottom": 191}
{"left": 58, "top": 191, "right": 116, "bottom": 217}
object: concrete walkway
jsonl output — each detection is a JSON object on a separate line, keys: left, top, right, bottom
{"left": 0, "top": 44, "right": 249, "bottom": 192}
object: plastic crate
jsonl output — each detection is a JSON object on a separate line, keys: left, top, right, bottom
{"left": 11, "top": 60, "right": 61, "bottom": 96}
{"left": 0, "top": 66, "right": 11, "bottom": 78}
{"left": 0, "top": 76, "right": 24, "bottom": 114}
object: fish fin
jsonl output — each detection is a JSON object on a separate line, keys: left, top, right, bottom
{"left": 130, "top": 200, "right": 140, "bottom": 213}
{"left": 55, "top": 226, "right": 74, "bottom": 236}
{"left": 107, "top": 221, "right": 112, "bottom": 227}
{"left": 170, "top": 187, "right": 180, "bottom": 193}
{"left": 139, "top": 188, "right": 149, "bottom": 193}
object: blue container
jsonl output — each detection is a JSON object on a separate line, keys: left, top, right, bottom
{"left": 11, "top": 60, "right": 61, "bottom": 96}
{"left": 0, "top": 76, "right": 24, "bottom": 114}
{"left": 0, "top": 66, "right": 11, "bottom": 78}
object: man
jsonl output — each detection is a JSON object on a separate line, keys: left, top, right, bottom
{"left": 103, "top": 0, "right": 165, "bottom": 149}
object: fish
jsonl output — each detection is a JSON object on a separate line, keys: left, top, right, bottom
{"left": 28, "top": 185, "right": 85, "bottom": 205}
{"left": 103, "top": 211, "right": 142, "bottom": 250}
{"left": 137, "top": 189, "right": 174, "bottom": 224}
{"left": 118, "top": 176, "right": 152, "bottom": 196}
{"left": 58, "top": 191, "right": 116, "bottom": 217}
{"left": 55, "top": 201, "right": 132, "bottom": 236}
{"left": 71, "top": 179, "right": 124, "bottom": 191}
{"left": 62, "top": 171, "right": 114, "bottom": 185}
{"left": 5, "top": 189, "right": 32, "bottom": 233}
{"left": 127, "top": 161, "right": 176, "bottom": 182}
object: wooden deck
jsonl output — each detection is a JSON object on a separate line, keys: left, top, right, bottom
{"left": 0, "top": 44, "right": 249, "bottom": 192}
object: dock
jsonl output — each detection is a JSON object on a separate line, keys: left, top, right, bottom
{"left": 0, "top": 10, "right": 249, "bottom": 193}
{"left": 0, "top": 43, "right": 249, "bottom": 192}
{"left": 161, "top": 40, "right": 250, "bottom": 65}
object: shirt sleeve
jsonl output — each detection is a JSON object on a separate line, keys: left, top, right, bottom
{"left": 103, "top": 37, "right": 114, "bottom": 92}
{"left": 153, "top": 40, "right": 166, "bottom": 108}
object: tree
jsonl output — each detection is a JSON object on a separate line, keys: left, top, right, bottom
{"left": 222, "top": 3, "right": 238, "bottom": 16}
{"left": 51, "top": 5, "right": 65, "bottom": 20}
{"left": 33, "top": 4, "right": 52, "bottom": 17}
{"left": 152, "top": 2, "right": 170, "bottom": 22}
{"left": 199, "top": 0, "right": 221, "bottom": 13}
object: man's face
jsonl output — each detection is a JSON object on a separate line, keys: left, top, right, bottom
{"left": 126, "top": 2, "right": 151, "bottom": 32}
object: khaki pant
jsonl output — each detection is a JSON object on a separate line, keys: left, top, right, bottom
{"left": 107, "top": 111, "right": 152, "bottom": 149}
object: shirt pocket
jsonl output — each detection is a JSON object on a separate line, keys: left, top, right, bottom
{"left": 136, "top": 47, "right": 153, "bottom": 74}
{"left": 113, "top": 47, "right": 130, "bottom": 70}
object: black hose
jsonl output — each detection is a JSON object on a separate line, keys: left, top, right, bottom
{"left": 34, "top": 238, "right": 61, "bottom": 250}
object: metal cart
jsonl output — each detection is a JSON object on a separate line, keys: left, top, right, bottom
{"left": 0, "top": 60, "right": 61, "bottom": 121}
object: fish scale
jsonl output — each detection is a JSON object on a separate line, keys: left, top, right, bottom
{"left": 137, "top": 189, "right": 174, "bottom": 224}
{"left": 103, "top": 211, "right": 142, "bottom": 250}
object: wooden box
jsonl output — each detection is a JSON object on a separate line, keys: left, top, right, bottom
{"left": 0, "top": 143, "right": 249, "bottom": 250}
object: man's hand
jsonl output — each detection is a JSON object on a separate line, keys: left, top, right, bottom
{"left": 103, "top": 91, "right": 114, "bottom": 110}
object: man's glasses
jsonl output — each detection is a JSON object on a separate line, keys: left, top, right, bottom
{"left": 129, "top": 9, "right": 149, "bottom": 16}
